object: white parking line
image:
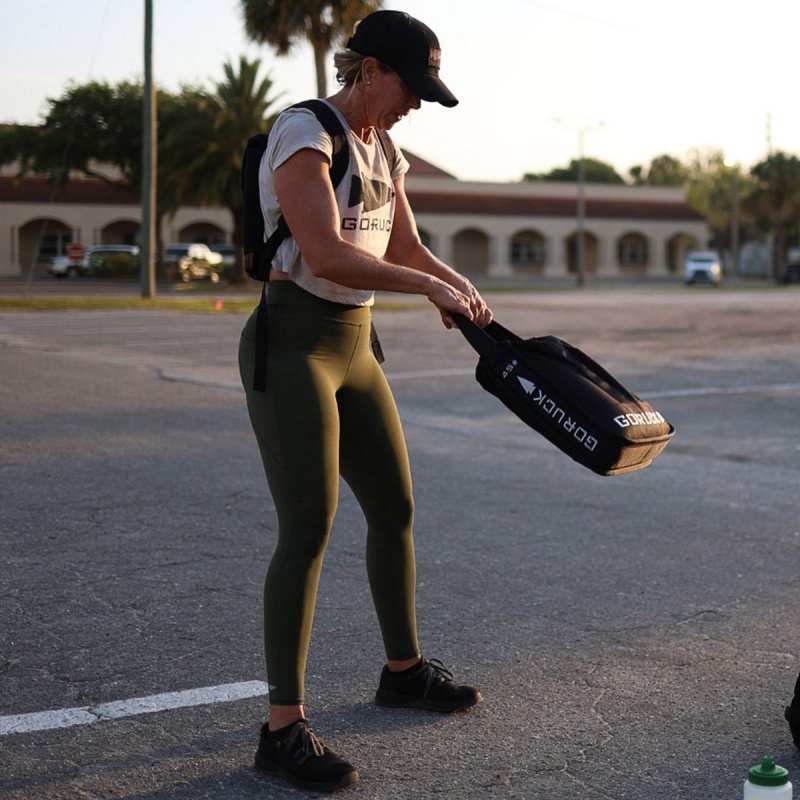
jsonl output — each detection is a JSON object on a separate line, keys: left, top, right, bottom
{"left": 0, "top": 680, "right": 268, "bottom": 736}
{"left": 646, "top": 382, "right": 800, "bottom": 399}
{"left": 386, "top": 367, "right": 474, "bottom": 380}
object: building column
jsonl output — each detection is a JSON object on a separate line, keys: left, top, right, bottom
{"left": 596, "top": 238, "right": 617, "bottom": 277}
{"left": 543, "top": 236, "right": 566, "bottom": 277}
{"left": 434, "top": 232, "right": 453, "bottom": 267}
{"left": 490, "top": 233, "right": 514, "bottom": 278}
{"left": 649, "top": 235, "right": 671, "bottom": 276}
{"left": 10, "top": 225, "right": 18, "bottom": 271}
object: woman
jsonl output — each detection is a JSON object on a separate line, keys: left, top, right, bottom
{"left": 238, "top": 10, "right": 492, "bottom": 792}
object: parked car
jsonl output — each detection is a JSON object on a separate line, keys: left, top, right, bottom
{"left": 49, "top": 255, "right": 79, "bottom": 278}
{"left": 50, "top": 245, "right": 140, "bottom": 278}
{"left": 212, "top": 243, "right": 237, "bottom": 267}
{"left": 86, "top": 245, "right": 141, "bottom": 277}
{"left": 684, "top": 251, "right": 722, "bottom": 285}
{"left": 779, "top": 260, "right": 800, "bottom": 283}
{"left": 165, "top": 243, "right": 222, "bottom": 283}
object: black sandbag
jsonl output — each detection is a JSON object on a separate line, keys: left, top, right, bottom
{"left": 455, "top": 315, "right": 675, "bottom": 476}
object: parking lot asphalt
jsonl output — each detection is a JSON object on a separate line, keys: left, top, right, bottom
{"left": 1, "top": 283, "right": 799, "bottom": 799}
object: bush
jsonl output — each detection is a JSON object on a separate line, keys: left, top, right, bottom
{"left": 88, "top": 253, "right": 140, "bottom": 279}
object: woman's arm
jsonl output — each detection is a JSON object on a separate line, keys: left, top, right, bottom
{"left": 385, "top": 173, "right": 492, "bottom": 327}
{"left": 273, "top": 148, "right": 475, "bottom": 327}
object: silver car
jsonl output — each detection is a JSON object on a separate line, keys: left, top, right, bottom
{"left": 684, "top": 251, "right": 722, "bottom": 285}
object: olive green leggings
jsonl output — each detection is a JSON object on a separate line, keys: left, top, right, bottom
{"left": 238, "top": 282, "right": 420, "bottom": 705}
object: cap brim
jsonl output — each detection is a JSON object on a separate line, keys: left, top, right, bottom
{"left": 396, "top": 70, "right": 458, "bottom": 107}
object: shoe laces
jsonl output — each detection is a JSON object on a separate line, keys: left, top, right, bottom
{"left": 420, "top": 658, "right": 454, "bottom": 694}
{"left": 284, "top": 720, "right": 326, "bottom": 765}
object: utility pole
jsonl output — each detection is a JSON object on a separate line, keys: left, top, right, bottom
{"left": 576, "top": 127, "right": 586, "bottom": 287}
{"left": 555, "top": 118, "right": 603, "bottom": 286}
{"left": 730, "top": 166, "right": 740, "bottom": 278}
{"left": 141, "top": 0, "right": 157, "bottom": 299}
{"left": 766, "top": 111, "right": 773, "bottom": 156}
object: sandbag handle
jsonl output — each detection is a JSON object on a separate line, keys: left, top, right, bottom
{"left": 453, "top": 313, "right": 519, "bottom": 361}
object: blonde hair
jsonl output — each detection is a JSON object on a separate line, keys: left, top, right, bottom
{"left": 334, "top": 50, "right": 393, "bottom": 88}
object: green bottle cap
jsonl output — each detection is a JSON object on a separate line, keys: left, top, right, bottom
{"left": 748, "top": 756, "right": 789, "bottom": 786}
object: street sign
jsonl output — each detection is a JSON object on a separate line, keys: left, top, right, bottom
{"left": 67, "top": 244, "right": 86, "bottom": 262}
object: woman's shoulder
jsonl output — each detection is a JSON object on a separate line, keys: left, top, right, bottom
{"left": 268, "top": 106, "right": 334, "bottom": 169}
{"left": 272, "top": 105, "right": 333, "bottom": 141}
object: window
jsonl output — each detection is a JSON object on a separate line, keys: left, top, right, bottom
{"left": 37, "top": 231, "right": 73, "bottom": 260}
{"left": 617, "top": 234, "right": 648, "bottom": 267}
{"left": 510, "top": 231, "right": 546, "bottom": 266}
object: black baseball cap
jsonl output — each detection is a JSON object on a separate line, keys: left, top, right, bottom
{"left": 346, "top": 11, "right": 458, "bottom": 107}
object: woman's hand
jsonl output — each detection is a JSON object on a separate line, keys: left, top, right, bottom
{"left": 427, "top": 280, "right": 487, "bottom": 329}
{"left": 445, "top": 275, "right": 493, "bottom": 328}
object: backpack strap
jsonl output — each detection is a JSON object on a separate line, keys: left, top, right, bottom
{"left": 375, "top": 130, "right": 396, "bottom": 175}
{"left": 252, "top": 100, "right": 350, "bottom": 393}
{"left": 265, "top": 100, "right": 349, "bottom": 255}
{"left": 255, "top": 100, "right": 350, "bottom": 275}
{"left": 295, "top": 99, "right": 350, "bottom": 186}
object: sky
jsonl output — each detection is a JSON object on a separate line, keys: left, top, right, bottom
{"left": 1, "top": 0, "right": 797, "bottom": 183}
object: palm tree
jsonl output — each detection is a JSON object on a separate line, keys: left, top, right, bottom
{"left": 159, "top": 56, "right": 283, "bottom": 283}
{"left": 240, "top": 0, "right": 383, "bottom": 98}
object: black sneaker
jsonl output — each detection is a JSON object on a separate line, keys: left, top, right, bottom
{"left": 786, "top": 704, "right": 800, "bottom": 749}
{"left": 254, "top": 719, "right": 359, "bottom": 792}
{"left": 375, "top": 657, "right": 482, "bottom": 712}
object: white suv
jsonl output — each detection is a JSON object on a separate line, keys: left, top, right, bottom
{"left": 684, "top": 251, "right": 722, "bottom": 285}
{"left": 165, "top": 243, "right": 222, "bottom": 283}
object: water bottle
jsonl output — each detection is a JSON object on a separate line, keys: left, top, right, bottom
{"left": 744, "top": 756, "right": 792, "bottom": 799}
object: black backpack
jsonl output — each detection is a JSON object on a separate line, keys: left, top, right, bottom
{"left": 241, "top": 99, "right": 394, "bottom": 392}
{"left": 455, "top": 314, "right": 675, "bottom": 475}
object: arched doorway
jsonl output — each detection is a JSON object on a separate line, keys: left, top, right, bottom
{"left": 510, "top": 229, "right": 546, "bottom": 277}
{"left": 99, "top": 219, "right": 140, "bottom": 246}
{"left": 616, "top": 232, "right": 649, "bottom": 276}
{"left": 666, "top": 233, "right": 698, "bottom": 275}
{"left": 453, "top": 228, "right": 489, "bottom": 275}
{"left": 566, "top": 230, "right": 599, "bottom": 276}
{"left": 176, "top": 222, "right": 226, "bottom": 247}
{"left": 18, "top": 217, "right": 73, "bottom": 273}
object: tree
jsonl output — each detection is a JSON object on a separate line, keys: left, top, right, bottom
{"left": 629, "top": 154, "right": 688, "bottom": 187}
{"left": 159, "top": 57, "right": 283, "bottom": 283}
{"left": 0, "top": 80, "right": 143, "bottom": 186}
{"left": 241, "top": 0, "right": 382, "bottom": 98}
{"left": 683, "top": 148, "right": 761, "bottom": 267}
{"left": 0, "top": 80, "right": 170, "bottom": 270}
{"left": 524, "top": 158, "right": 624, "bottom": 184}
{"left": 685, "top": 149, "right": 739, "bottom": 253}
{"left": 744, "top": 151, "right": 800, "bottom": 280}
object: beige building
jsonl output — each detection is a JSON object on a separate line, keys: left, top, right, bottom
{"left": 0, "top": 171, "right": 233, "bottom": 276}
{"left": 404, "top": 154, "right": 708, "bottom": 279}
{"left": 0, "top": 153, "right": 708, "bottom": 279}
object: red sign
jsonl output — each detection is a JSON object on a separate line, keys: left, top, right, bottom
{"left": 67, "top": 243, "right": 86, "bottom": 262}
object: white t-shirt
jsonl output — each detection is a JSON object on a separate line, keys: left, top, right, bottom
{"left": 259, "top": 100, "right": 410, "bottom": 305}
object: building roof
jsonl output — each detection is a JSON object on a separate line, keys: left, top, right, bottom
{"left": 406, "top": 190, "right": 705, "bottom": 221}
{"left": 2, "top": 161, "right": 703, "bottom": 223}
{"left": 402, "top": 149, "right": 457, "bottom": 179}
{"left": 0, "top": 175, "right": 136, "bottom": 205}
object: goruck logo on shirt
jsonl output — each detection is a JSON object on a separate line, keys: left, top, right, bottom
{"left": 348, "top": 174, "right": 393, "bottom": 213}
{"left": 341, "top": 173, "right": 394, "bottom": 231}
